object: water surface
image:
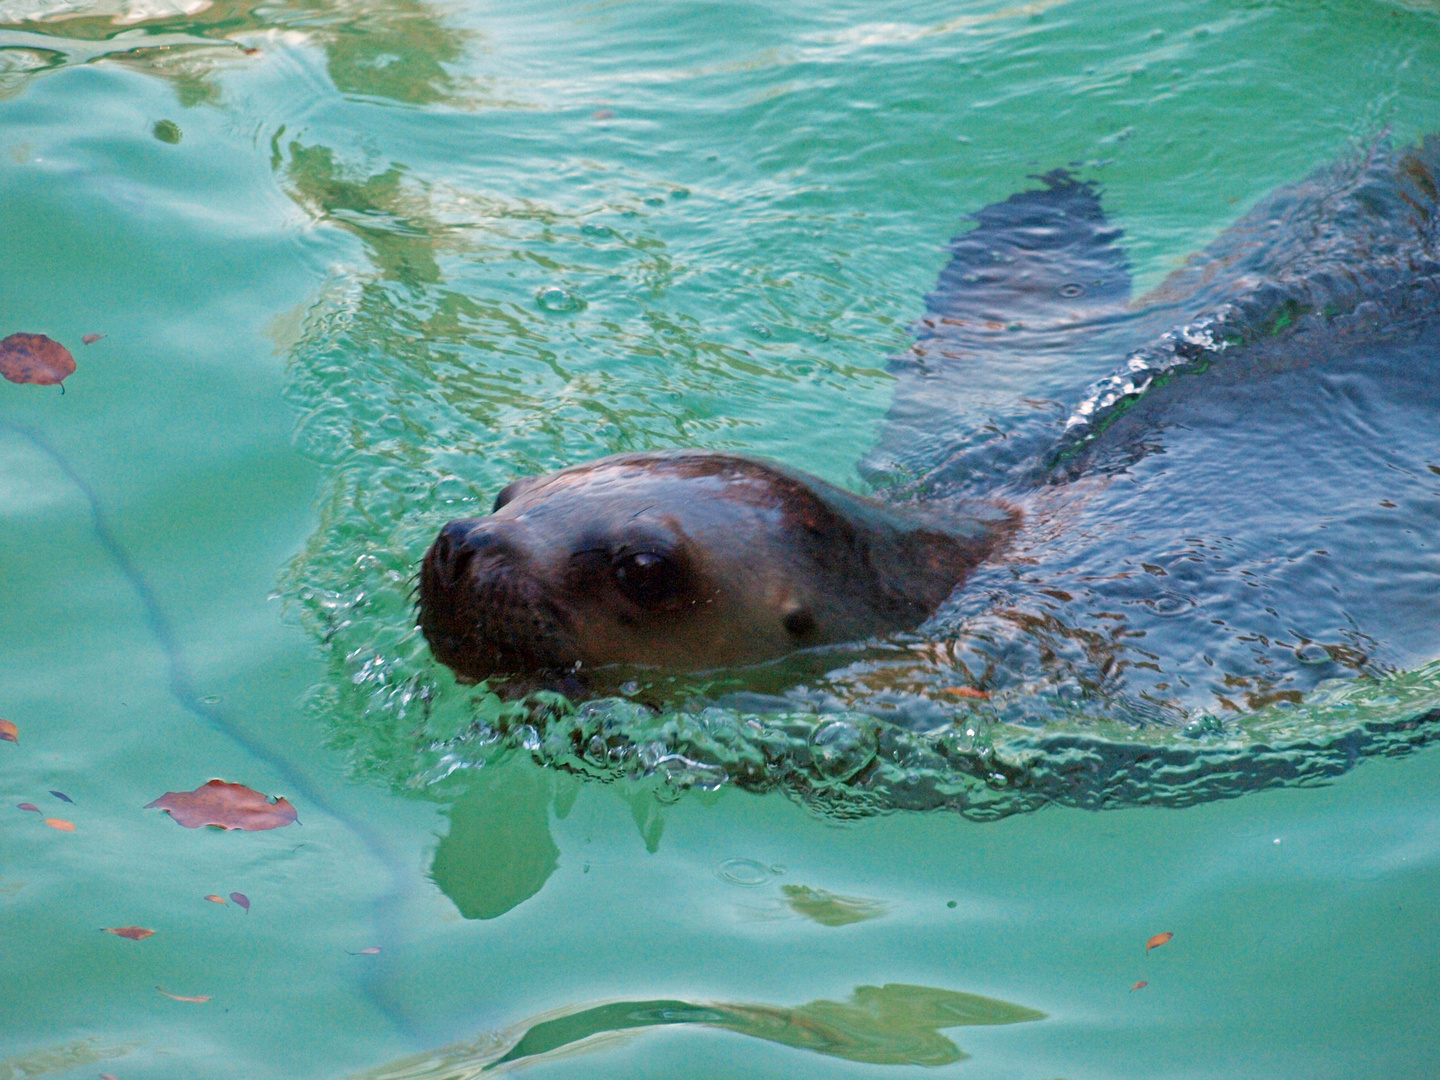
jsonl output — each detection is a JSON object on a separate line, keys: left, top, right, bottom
{"left": 3, "top": 0, "right": 1440, "bottom": 1076}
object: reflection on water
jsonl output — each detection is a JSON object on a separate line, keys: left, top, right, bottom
{"left": 0, "top": 1039, "right": 135, "bottom": 1079}
{"left": 348, "top": 983, "right": 1045, "bottom": 1076}
{"left": 430, "top": 755, "right": 564, "bottom": 920}
{"left": 0, "top": 0, "right": 473, "bottom": 106}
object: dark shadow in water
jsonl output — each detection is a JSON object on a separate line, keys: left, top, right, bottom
{"left": 430, "top": 756, "right": 559, "bottom": 920}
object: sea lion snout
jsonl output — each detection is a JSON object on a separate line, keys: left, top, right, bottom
{"left": 428, "top": 517, "right": 520, "bottom": 589}
{"left": 419, "top": 515, "right": 580, "bottom": 680}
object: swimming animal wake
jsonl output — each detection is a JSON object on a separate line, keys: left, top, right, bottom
{"left": 307, "top": 135, "right": 1440, "bottom": 816}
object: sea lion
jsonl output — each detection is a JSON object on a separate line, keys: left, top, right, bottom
{"left": 419, "top": 140, "right": 1440, "bottom": 696}
{"left": 418, "top": 449, "right": 1005, "bottom": 682}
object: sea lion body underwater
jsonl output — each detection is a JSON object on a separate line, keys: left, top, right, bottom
{"left": 419, "top": 137, "right": 1440, "bottom": 695}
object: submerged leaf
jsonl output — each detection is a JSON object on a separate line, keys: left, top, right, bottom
{"left": 1131, "top": 981, "right": 1148, "bottom": 991}
{"left": 0, "top": 719, "right": 17, "bottom": 742}
{"left": 203, "top": 895, "right": 227, "bottom": 904}
{"left": 0, "top": 333, "right": 76, "bottom": 387}
{"left": 17, "top": 803, "right": 39, "bottom": 813}
{"left": 1146, "top": 932, "right": 1174, "bottom": 951}
{"left": 347, "top": 946, "right": 382, "bottom": 955}
{"left": 45, "top": 818, "right": 75, "bottom": 832}
{"left": 781, "top": 885, "right": 887, "bottom": 927}
{"left": 145, "top": 780, "right": 297, "bottom": 831}
{"left": 82, "top": 334, "right": 105, "bottom": 345}
{"left": 50, "top": 790, "right": 73, "bottom": 803}
{"left": 229, "top": 892, "right": 250, "bottom": 911}
{"left": 103, "top": 927, "right": 154, "bottom": 941}
{"left": 155, "top": 987, "right": 209, "bottom": 1003}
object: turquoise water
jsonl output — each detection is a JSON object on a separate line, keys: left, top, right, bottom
{"left": 3, "top": 0, "right": 1440, "bottom": 1076}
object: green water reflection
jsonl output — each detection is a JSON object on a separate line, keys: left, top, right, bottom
{"left": 352, "top": 983, "right": 1045, "bottom": 1075}
{"left": 430, "top": 756, "right": 561, "bottom": 920}
{"left": 1, "top": 0, "right": 470, "bottom": 105}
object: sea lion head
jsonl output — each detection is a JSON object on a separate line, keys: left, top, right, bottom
{"left": 418, "top": 450, "right": 999, "bottom": 684}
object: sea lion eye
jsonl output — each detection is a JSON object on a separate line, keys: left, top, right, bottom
{"left": 612, "top": 550, "right": 686, "bottom": 610}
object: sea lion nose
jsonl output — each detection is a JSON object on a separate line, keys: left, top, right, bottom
{"left": 429, "top": 518, "right": 517, "bottom": 585}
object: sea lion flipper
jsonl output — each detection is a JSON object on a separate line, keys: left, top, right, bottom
{"left": 862, "top": 172, "right": 1131, "bottom": 495}
{"left": 920, "top": 169, "right": 1130, "bottom": 336}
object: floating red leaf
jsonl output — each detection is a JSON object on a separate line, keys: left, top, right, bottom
{"left": 204, "top": 894, "right": 227, "bottom": 904}
{"left": 45, "top": 818, "right": 75, "bottom": 831}
{"left": 1146, "top": 932, "right": 1174, "bottom": 951}
{"left": 0, "top": 719, "right": 16, "bottom": 742}
{"left": 145, "top": 779, "right": 297, "bottom": 831}
{"left": 17, "top": 803, "right": 40, "bottom": 812}
{"left": 82, "top": 334, "right": 105, "bottom": 345}
{"left": 229, "top": 892, "right": 250, "bottom": 911}
{"left": 0, "top": 333, "right": 76, "bottom": 387}
{"left": 1131, "top": 980, "right": 1148, "bottom": 992}
{"left": 156, "top": 986, "right": 210, "bottom": 1003}
{"left": 103, "top": 926, "right": 154, "bottom": 941}
{"left": 347, "top": 946, "right": 381, "bottom": 955}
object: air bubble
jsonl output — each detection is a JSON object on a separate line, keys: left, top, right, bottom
{"left": 809, "top": 719, "right": 876, "bottom": 781}
{"left": 536, "top": 286, "right": 584, "bottom": 313}
{"left": 717, "top": 857, "right": 775, "bottom": 886}
{"left": 1151, "top": 593, "right": 1190, "bottom": 615}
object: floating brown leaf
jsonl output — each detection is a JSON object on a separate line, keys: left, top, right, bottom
{"left": 230, "top": 891, "right": 250, "bottom": 911}
{"left": 156, "top": 987, "right": 210, "bottom": 1003}
{"left": 1146, "top": 932, "right": 1174, "bottom": 951}
{"left": 82, "top": 334, "right": 104, "bottom": 345}
{"left": 103, "top": 927, "right": 154, "bottom": 941}
{"left": 1131, "top": 980, "right": 1148, "bottom": 992}
{"left": 45, "top": 818, "right": 75, "bottom": 832}
{"left": 145, "top": 779, "right": 297, "bottom": 831}
{"left": 0, "top": 718, "right": 16, "bottom": 742}
{"left": 941, "top": 686, "right": 989, "bottom": 700}
{"left": 204, "top": 894, "right": 227, "bottom": 904}
{"left": 17, "top": 802, "right": 39, "bottom": 812}
{"left": 0, "top": 333, "right": 76, "bottom": 387}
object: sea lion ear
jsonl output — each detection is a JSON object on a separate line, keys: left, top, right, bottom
{"left": 492, "top": 476, "right": 540, "bottom": 512}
